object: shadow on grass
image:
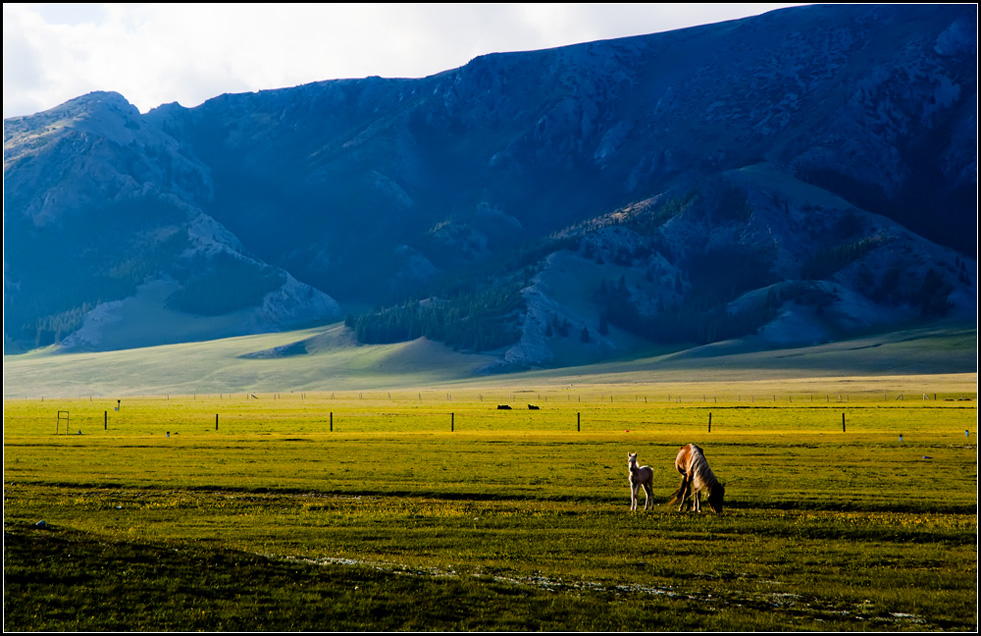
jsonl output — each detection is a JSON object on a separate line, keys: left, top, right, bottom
{"left": 14, "top": 478, "right": 976, "bottom": 515}
{"left": 2, "top": 522, "right": 688, "bottom": 632}
{"left": 5, "top": 520, "right": 972, "bottom": 632}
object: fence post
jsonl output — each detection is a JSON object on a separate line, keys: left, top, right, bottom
{"left": 104, "top": 411, "right": 108, "bottom": 430}
{"left": 842, "top": 413, "right": 845, "bottom": 432}
{"left": 577, "top": 412, "right": 581, "bottom": 432}
{"left": 330, "top": 412, "right": 333, "bottom": 432}
{"left": 451, "top": 412, "right": 454, "bottom": 433}
{"left": 708, "top": 412, "right": 712, "bottom": 433}
{"left": 216, "top": 414, "right": 219, "bottom": 431}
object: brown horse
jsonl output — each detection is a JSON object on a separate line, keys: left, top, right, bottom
{"left": 668, "top": 443, "right": 725, "bottom": 513}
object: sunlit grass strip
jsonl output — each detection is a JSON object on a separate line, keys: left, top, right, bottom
{"left": 3, "top": 389, "right": 976, "bottom": 437}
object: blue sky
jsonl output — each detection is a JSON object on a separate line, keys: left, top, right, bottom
{"left": 3, "top": 3, "right": 806, "bottom": 119}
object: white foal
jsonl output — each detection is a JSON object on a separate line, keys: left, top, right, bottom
{"left": 627, "top": 452, "right": 654, "bottom": 511}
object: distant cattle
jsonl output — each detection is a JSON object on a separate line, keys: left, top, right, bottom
{"left": 497, "top": 405, "right": 512, "bottom": 410}
{"left": 528, "top": 404, "right": 540, "bottom": 410}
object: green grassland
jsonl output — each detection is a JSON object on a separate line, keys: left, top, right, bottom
{"left": 4, "top": 382, "right": 977, "bottom": 631}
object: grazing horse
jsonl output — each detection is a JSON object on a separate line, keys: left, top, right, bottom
{"left": 668, "top": 443, "right": 725, "bottom": 513}
{"left": 627, "top": 453, "right": 655, "bottom": 511}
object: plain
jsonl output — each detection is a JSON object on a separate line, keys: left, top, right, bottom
{"left": 3, "top": 376, "right": 977, "bottom": 631}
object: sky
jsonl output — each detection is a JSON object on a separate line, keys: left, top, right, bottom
{"left": 3, "top": 3, "right": 808, "bottom": 120}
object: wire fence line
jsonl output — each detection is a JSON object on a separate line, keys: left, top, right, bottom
{"left": 6, "top": 386, "right": 976, "bottom": 439}
{"left": 4, "top": 401, "right": 976, "bottom": 438}
{"left": 6, "top": 389, "right": 976, "bottom": 405}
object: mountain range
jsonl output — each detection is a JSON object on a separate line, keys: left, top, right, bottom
{"left": 3, "top": 3, "right": 977, "bottom": 372}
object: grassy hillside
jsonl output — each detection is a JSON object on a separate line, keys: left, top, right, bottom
{"left": 2, "top": 320, "right": 975, "bottom": 399}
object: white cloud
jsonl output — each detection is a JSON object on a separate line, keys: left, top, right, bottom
{"left": 3, "top": 3, "right": 807, "bottom": 119}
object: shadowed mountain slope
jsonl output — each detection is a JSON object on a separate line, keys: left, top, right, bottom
{"left": 3, "top": 4, "right": 976, "bottom": 370}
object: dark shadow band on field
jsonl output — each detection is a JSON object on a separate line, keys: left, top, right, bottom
{"left": 733, "top": 498, "right": 977, "bottom": 515}
{"left": 13, "top": 480, "right": 977, "bottom": 515}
